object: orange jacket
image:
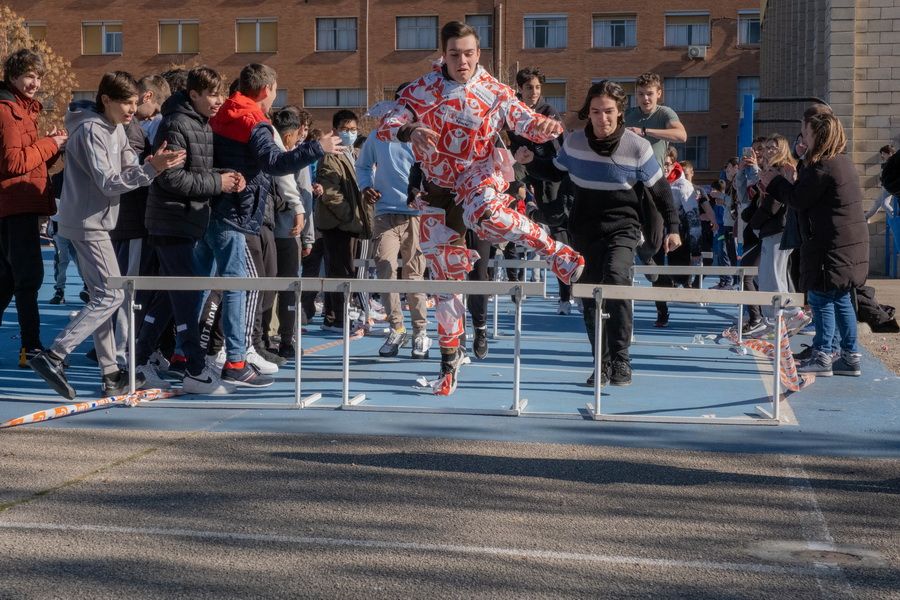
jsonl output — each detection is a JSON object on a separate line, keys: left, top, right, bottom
{"left": 0, "top": 84, "right": 59, "bottom": 218}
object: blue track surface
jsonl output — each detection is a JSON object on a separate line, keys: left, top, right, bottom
{"left": 1, "top": 246, "right": 899, "bottom": 457}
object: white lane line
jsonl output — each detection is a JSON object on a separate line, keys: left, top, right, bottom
{"left": 780, "top": 456, "right": 856, "bottom": 598}
{"left": 462, "top": 363, "right": 760, "bottom": 382}
{"left": 0, "top": 521, "right": 836, "bottom": 577}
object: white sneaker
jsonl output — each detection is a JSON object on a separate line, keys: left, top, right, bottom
{"left": 147, "top": 350, "right": 171, "bottom": 373}
{"left": 136, "top": 363, "right": 172, "bottom": 390}
{"left": 558, "top": 299, "right": 576, "bottom": 315}
{"left": 206, "top": 348, "right": 226, "bottom": 371}
{"left": 411, "top": 332, "right": 433, "bottom": 359}
{"left": 246, "top": 346, "right": 279, "bottom": 375}
{"left": 183, "top": 366, "right": 236, "bottom": 395}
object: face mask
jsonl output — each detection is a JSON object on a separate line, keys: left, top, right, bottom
{"left": 338, "top": 131, "right": 357, "bottom": 148}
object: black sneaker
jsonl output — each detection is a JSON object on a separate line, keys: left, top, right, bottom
{"left": 610, "top": 360, "right": 632, "bottom": 386}
{"left": 278, "top": 344, "right": 296, "bottom": 360}
{"left": 586, "top": 366, "right": 610, "bottom": 387}
{"left": 79, "top": 288, "right": 90, "bottom": 303}
{"left": 256, "top": 345, "right": 286, "bottom": 367}
{"left": 832, "top": 351, "right": 861, "bottom": 377}
{"left": 101, "top": 369, "right": 147, "bottom": 397}
{"left": 473, "top": 328, "right": 488, "bottom": 360}
{"left": 29, "top": 350, "right": 76, "bottom": 399}
{"left": 85, "top": 347, "right": 98, "bottom": 363}
{"left": 222, "top": 362, "right": 274, "bottom": 388}
{"left": 19, "top": 347, "right": 42, "bottom": 369}
{"left": 433, "top": 348, "right": 468, "bottom": 396}
{"left": 792, "top": 344, "right": 814, "bottom": 362}
{"left": 654, "top": 316, "right": 669, "bottom": 328}
{"left": 49, "top": 292, "right": 65, "bottom": 305}
{"left": 742, "top": 320, "right": 767, "bottom": 337}
{"left": 379, "top": 328, "right": 409, "bottom": 358}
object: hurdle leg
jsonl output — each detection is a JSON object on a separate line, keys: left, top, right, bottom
{"left": 737, "top": 268, "right": 746, "bottom": 343}
{"left": 491, "top": 258, "right": 500, "bottom": 339}
{"left": 342, "top": 282, "right": 351, "bottom": 407}
{"left": 591, "top": 287, "right": 604, "bottom": 419}
{"left": 294, "top": 281, "right": 303, "bottom": 407}
{"left": 512, "top": 284, "right": 525, "bottom": 413}
{"left": 771, "top": 297, "right": 784, "bottom": 421}
{"left": 127, "top": 280, "right": 137, "bottom": 395}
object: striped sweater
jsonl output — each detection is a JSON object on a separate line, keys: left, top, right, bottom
{"left": 552, "top": 128, "right": 679, "bottom": 238}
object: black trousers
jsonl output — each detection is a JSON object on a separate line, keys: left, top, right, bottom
{"left": 275, "top": 236, "right": 301, "bottom": 342}
{"left": 572, "top": 229, "right": 639, "bottom": 365}
{"left": 465, "top": 231, "right": 495, "bottom": 330}
{"left": 301, "top": 238, "right": 325, "bottom": 322}
{"left": 321, "top": 229, "right": 358, "bottom": 325}
{"left": 0, "top": 214, "right": 44, "bottom": 349}
{"left": 246, "top": 227, "right": 277, "bottom": 348}
{"left": 652, "top": 239, "right": 692, "bottom": 320}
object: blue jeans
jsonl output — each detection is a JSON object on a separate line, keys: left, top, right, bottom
{"left": 712, "top": 226, "right": 733, "bottom": 286}
{"left": 194, "top": 219, "right": 248, "bottom": 363}
{"left": 807, "top": 289, "right": 858, "bottom": 354}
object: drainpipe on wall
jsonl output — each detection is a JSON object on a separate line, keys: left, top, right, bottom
{"left": 494, "top": 0, "right": 503, "bottom": 83}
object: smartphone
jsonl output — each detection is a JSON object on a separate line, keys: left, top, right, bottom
{"left": 742, "top": 146, "right": 754, "bottom": 159}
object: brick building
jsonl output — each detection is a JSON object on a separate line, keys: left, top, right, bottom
{"left": 760, "top": 0, "right": 900, "bottom": 275}
{"left": 11, "top": 0, "right": 758, "bottom": 179}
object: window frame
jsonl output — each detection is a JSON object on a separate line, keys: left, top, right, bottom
{"left": 82, "top": 21, "right": 123, "bottom": 56}
{"left": 663, "top": 77, "right": 710, "bottom": 113}
{"left": 465, "top": 14, "right": 493, "bottom": 49}
{"left": 524, "top": 14, "right": 568, "bottom": 50}
{"left": 736, "top": 76, "right": 760, "bottom": 113}
{"left": 664, "top": 12, "right": 710, "bottom": 48}
{"left": 737, "top": 11, "right": 761, "bottom": 47}
{"left": 671, "top": 136, "right": 709, "bottom": 170}
{"left": 592, "top": 14, "right": 637, "bottom": 49}
{"left": 395, "top": 15, "right": 439, "bottom": 51}
{"left": 158, "top": 19, "right": 200, "bottom": 55}
{"left": 303, "top": 88, "right": 368, "bottom": 109}
{"left": 315, "top": 17, "right": 358, "bottom": 52}
{"left": 25, "top": 21, "right": 47, "bottom": 42}
{"left": 235, "top": 18, "right": 278, "bottom": 53}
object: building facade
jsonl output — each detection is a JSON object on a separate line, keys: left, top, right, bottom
{"left": 760, "top": 0, "right": 900, "bottom": 275}
{"left": 12, "top": 0, "right": 759, "bottom": 179}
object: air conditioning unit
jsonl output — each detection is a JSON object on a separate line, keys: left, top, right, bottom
{"left": 688, "top": 45, "right": 708, "bottom": 60}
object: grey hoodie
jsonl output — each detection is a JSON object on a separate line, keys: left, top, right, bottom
{"left": 56, "top": 101, "right": 157, "bottom": 241}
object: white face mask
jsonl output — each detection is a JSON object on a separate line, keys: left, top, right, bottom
{"left": 338, "top": 131, "right": 358, "bottom": 148}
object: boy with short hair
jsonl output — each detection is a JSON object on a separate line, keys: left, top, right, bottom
{"left": 0, "top": 48, "right": 67, "bottom": 367}
{"left": 624, "top": 73, "right": 687, "bottom": 168}
{"left": 206, "top": 63, "right": 342, "bottom": 387}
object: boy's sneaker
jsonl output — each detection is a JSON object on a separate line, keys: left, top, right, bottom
{"left": 79, "top": 288, "right": 90, "bottom": 303}
{"left": 136, "top": 363, "right": 172, "bottom": 390}
{"left": 255, "top": 345, "right": 286, "bottom": 367}
{"left": 246, "top": 346, "right": 279, "bottom": 375}
{"left": 29, "top": 350, "right": 76, "bottom": 400}
{"left": 558, "top": 299, "right": 576, "bottom": 315}
{"left": 797, "top": 349, "right": 833, "bottom": 377}
{"left": 147, "top": 350, "right": 171, "bottom": 374}
{"left": 49, "top": 291, "right": 65, "bottom": 305}
{"left": 183, "top": 366, "right": 236, "bottom": 395}
{"left": 586, "top": 365, "right": 610, "bottom": 387}
{"left": 742, "top": 319, "right": 767, "bottom": 337}
{"left": 278, "top": 343, "right": 296, "bottom": 360}
{"left": 168, "top": 353, "right": 189, "bottom": 379}
{"left": 19, "top": 347, "right": 43, "bottom": 369}
{"left": 379, "top": 328, "right": 409, "bottom": 358}
{"left": 411, "top": 332, "right": 432, "bottom": 359}
{"left": 321, "top": 321, "right": 343, "bottom": 333}
{"left": 792, "top": 344, "right": 814, "bottom": 362}
{"left": 433, "top": 349, "right": 468, "bottom": 396}
{"left": 101, "top": 369, "right": 147, "bottom": 397}
{"left": 832, "top": 351, "right": 862, "bottom": 377}
{"left": 222, "top": 361, "right": 274, "bottom": 388}
{"left": 654, "top": 316, "right": 669, "bottom": 328}
{"left": 610, "top": 360, "right": 632, "bottom": 386}
{"left": 785, "top": 310, "right": 813, "bottom": 335}
{"left": 206, "top": 349, "right": 226, "bottom": 372}
{"left": 473, "top": 327, "right": 489, "bottom": 360}
{"left": 549, "top": 246, "right": 585, "bottom": 286}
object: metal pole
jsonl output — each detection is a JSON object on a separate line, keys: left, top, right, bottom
{"left": 342, "top": 282, "right": 351, "bottom": 407}
{"left": 737, "top": 268, "right": 745, "bottom": 343}
{"left": 593, "top": 287, "right": 603, "bottom": 418}
{"left": 629, "top": 265, "right": 636, "bottom": 343}
{"left": 294, "top": 280, "right": 302, "bottom": 408}
{"left": 772, "top": 296, "right": 784, "bottom": 421}
{"left": 127, "top": 280, "right": 137, "bottom": 394}
{"left": 491, "top": 257, "right": 500, "bottom": 338}
{"left": 512, "top": 284, "right": 523, "bottom": 412}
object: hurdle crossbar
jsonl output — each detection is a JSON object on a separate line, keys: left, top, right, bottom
{"left": 572, "top": 283, "right": 803, "bottom": 425}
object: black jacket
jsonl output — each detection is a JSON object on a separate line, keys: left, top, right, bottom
{"left": 145, "top": 91, "right": 221, "bottom": 241}
{"left": 506, "top": 96, "right": 561, "bottom": 183}
{"left": 882, "top": 150, "right": 900, "bottom": 195}
{"left": 110, "top": 119, "right": 151, "bottom": 240}
{"left": 748, "top": 188, "right": 787, "bottom": 240}
{"left": 767, "top": 153, "right": 869, "bottom": 293}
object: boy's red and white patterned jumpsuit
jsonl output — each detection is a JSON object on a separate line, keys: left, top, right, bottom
{"left": 377, "top": 63, "right": 584, "bottom": 394}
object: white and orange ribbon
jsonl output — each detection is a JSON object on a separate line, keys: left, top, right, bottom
{"left": 722, "top": 316, "right": 814, "bottom": 392}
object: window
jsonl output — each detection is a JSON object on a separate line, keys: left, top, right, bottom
{"left": 524, "top": 15, "right": 567, "bottom": 49}
{"left": 737, "top": 76, "right": 760, "bottom": 112}
{"left": 25, "top": 22, "right": 47, "bottom": 42}
{"left": 304, "top": 88, "right": 367, "bottom": 108}
{"left": 465, "top": 14, "right": 493, "bottom": 49}
{"left": 597, "top": 78, "right": 638, "bottom": 109}
{"left": 236, "top": 19, "right": 277, "bottom": 53}
{"left": 72, "top": 90, "right": 96, "bottom": 102}
{"left": 396, "top": 16, "right": 438, "bottom": 50}
{"left": 316, "top": 17, "right": 357, "bottom": 52}
{"left": 672, "top": 136, "right": 708, "bottom": 170}
{"left": 665, "top": 13, "right": 710, "bottom": 47}
{"left": 158, "top": 20, "right": 199, "bottom": 54}
{"left": 663, "top": 77, "right": 709, "bottom": 112}
{"left": 738, "top": 11, "right": 761, "bottom": 46}
{"left": 592, "top": 15, "right": 636, "bottom": 48}
{"left": 542, "top": 80, "right": 567, "bottom": 114}
{"left": 274, "top": 89, "right": 288, "bottom": 108}
{"left": 82, "top": 22, "right": 122, "bottom": 55}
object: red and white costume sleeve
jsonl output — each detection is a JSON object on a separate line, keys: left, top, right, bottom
{"left": 377, "top": 62, "right": 582, "bottom": 356}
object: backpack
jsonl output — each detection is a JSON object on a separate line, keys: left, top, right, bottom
{"left": 855, "top": 285, "right": 900, "bottom": 333}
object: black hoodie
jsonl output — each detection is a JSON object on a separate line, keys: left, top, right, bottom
{"left": 145, "top": 90, "right": 223, "bottom": 241}
{"left": 506, "top": 95, "right": 561, "bottom": 182}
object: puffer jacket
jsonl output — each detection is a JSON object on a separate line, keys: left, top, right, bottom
{"left": 209, "top": 92, "right": 323, "bottom": 234}
{"left": 145, "top": 90, "right": 222, "bottom": 240}
{"left": 767, "top": 153, "right": 869, "bottom": 292}
{"left": 110, "top": 119, "right": 151, "bottom": 240}
{"left": 0, "top": 83, "right": 59, "bottom": 218}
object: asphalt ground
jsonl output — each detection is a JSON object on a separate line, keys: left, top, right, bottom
{"left": 1, "top": 429, "right": 898, "bottom": 599}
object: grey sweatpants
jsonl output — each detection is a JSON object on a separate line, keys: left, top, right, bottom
{"left": 49, "top": 238, "right": 125, "bottom": 375}
{"left": 759, "top": 234, "right": 799, "bottom": 320}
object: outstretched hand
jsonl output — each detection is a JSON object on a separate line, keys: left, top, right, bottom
{"left": 319, "top": 134, "right": 347, "bottom": 155}
{"left": 514, "top": 146, "right": 535, "bottom": 165}
{"left": 148, "top": 141, "right": 186, "bottom": 172}
{"left": 664, "top": 233, "right": 682, "bottom": 254}
{"left": 533, "top": 118, "right": 563, "bottom": 140}
{"left": 410, "top": 127, "right": 439, "bottom": 155}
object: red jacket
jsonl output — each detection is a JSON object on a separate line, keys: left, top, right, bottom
{"left": 0, "top": 84, "right": 59, "bottom": 218}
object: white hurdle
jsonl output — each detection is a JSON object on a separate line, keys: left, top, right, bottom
{"left": 572, "top": 283, "right": 804, "bottom": 425}
{"left": 488, "top": 258, "right": 550, "bottom": 339}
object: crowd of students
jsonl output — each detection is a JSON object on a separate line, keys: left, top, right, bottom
{"left": 0, "top": 20, "right": 885, "bottom": 401}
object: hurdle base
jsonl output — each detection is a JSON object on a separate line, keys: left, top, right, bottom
{"left": 139, "top": 401, "right": 302, "bottom": 410}
{"left": 300, "top": 393, "right": 323, "bottom": 408}
{"left": 585, "top": 403, "right": 779, "bottom": 425}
